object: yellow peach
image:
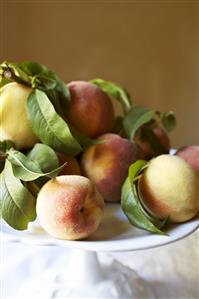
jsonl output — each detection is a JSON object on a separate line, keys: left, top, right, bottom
{"left": 138, "top": 155, "right": 199, "bottom": 222}
{"left": 0, "top": 82, "right": 38, "bottom": 149}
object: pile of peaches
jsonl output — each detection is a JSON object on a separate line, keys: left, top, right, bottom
{"left": 0, "top": 61, "right": 198, "bottom": 240}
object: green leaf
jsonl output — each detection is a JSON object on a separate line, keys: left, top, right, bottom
{"left": 27, "top": 89, "right": 82, "bottom": 155}
{"left": 138, "top": 126, "right": 169, "bottom": 156}
{"left": 18, "top": 61, "right": 71, "bottom": 112}
{"left": 45, "top": 90, "right": 64, "bottom": 117}
{"left": 33, "top": 71, "right": 57, "bottom": 90}
{"left": 0, "top": 141, "right": 15, "bottom": 164}
{"left": 25, "top": 181, "right": 41, "bottom": 198}
{"left": 1, "top": 60, "right": 71, "bottom": 115}
{"left": 18, "top": 61, "right": 47, "bottom": 76}
{"left": 121, "top": 160, "right": 167, "bottom": 234}
{"left": 7, "top": 148, "right": 65, "bottom": 181}
{"left": 0, "top": 160, "right": 36, "bottom": 230}
{"left": 111, "top": 116, "right": 124, "bottom": 134}
{"left": 55, "top": 78, "right": 71, "bottom": 113}
{"left": 69, "top": 124, "right": 100, "bottom": 148}
{"left": 0, "top": 61, "right": 31, "bottom": 85}
{"left": 18, "top": 61, "right": 57, "bottom": 90}
{"left": 7, "top": 148, "right": 42, "bottom": 181}
{"left": 26, "top": 143, "right": 64, "bottom": 189}
{"left": 123, "top": 106, "right": 156, "bottom": 140}
{"left": 0, "top": 77, "right": 11, "bottom": 88}
{"left": 160, "top": 111, "right": 176, "bottom": 132}
{"left": 128, "top": 160, "right": 148, "bottom": 181}
{"left": 27, "top": 143, "right": 59, "bottom": 173}
{"left": 0, "top": 140, "right": 15, "bottom": 152}
{"left": 45, "top": 84, "right": 71, "bottom": 119}
{"left": 0, "top": 161, "right": 5, "bottom": 173}
{"left": 90, "top": 78, "right": 132, "bottom": 114}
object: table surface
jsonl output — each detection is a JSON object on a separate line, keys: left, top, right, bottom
{"left": 1, "top": 229, "right": 199, "bottom": 299}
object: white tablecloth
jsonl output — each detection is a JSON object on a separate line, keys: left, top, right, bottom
{"left": 1, "top": 230, "right": 199, "bottom": 299}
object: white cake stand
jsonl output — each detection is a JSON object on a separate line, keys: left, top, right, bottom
{"left": 1, "top": 203, "right": 199, "bottom": 299}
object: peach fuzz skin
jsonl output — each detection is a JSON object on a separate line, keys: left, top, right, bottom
{"left": 138, "top": 155, "right": 199, "bottom": 223}
{"left": 67, "top": 81, "right": 115, "bottom": 138}
{"left": 36, "top": 176, "right": 104, "bottom": 240}
{"left": 81, "top": 133, "right": 144, "bottom": 202}
{"left": 57, "top": 153, "right": 81, "bottom": 176}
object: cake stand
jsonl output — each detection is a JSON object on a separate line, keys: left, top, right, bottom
{"left": 1, "top": 203, "right": 199, "bottom": 299}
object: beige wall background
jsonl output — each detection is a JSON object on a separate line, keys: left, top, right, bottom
{"left": 1, "top": 0, "right": 198, "bottom": 147}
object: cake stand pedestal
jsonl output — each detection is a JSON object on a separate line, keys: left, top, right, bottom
{"left": 1, "top": 204, "right": 198, "bottom": 299}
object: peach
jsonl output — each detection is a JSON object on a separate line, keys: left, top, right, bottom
{"left": 135, "top": 126, "right": 170, "bottom": 160}
{"left": 0, "top": 82, "right": 38, "bottom": 149}
{"left": 176, "top": 145, "right": 199, "bottom": 172}
{"left": 81, "top": 133, "right": 144, "bottom": 202}
{"left": 57, "top": 153, "right": 81, "bottom": 175}
{"left": 67, "top": 81, "right": 115, "bottom": 138}
{"left": 36, "top": 175, "right": 104, "bottom": 240}
{"left": 138, "top": 155, "right": 199, "bottom": 223}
